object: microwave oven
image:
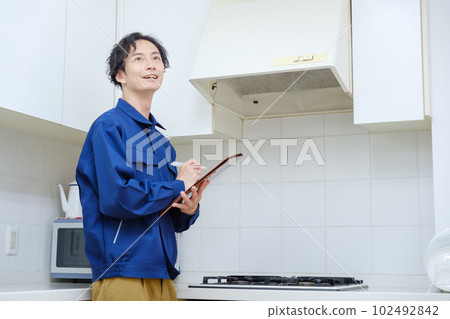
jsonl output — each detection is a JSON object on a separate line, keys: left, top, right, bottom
{"left": 51, "top": 218, "right": 92, "bottom": 279}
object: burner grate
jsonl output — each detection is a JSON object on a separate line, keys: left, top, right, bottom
{"left": 202, "top": 275, "right": 363, "bottom": 287}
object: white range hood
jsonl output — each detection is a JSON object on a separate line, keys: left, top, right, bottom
{"left": 190, "top": 0, "right": 352, "bottom": 119}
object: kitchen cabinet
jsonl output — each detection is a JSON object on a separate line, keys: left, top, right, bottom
{"left": 0, "top": 0, "right": 114, "bottom": 145}
{"left": 0, "top": 0, "right": 241, "bottom": 145}
{"left": 118, "top": 0, "right": 241, "bottom": 139}
{"left": 0, "top": 0, "right": 66, "bottom": 123}
{"left": 352, "top": 0, "right": 430, "bottom": 130}
{"left": 62, "top": 0, "right": 116, "bottom": 132}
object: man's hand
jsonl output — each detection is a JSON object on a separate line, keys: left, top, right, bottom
{"left": 172, "top": 180, "right": 210, "bottom": 215}
{"left": 176, "top": 159, "right": 202, "bottom": 190}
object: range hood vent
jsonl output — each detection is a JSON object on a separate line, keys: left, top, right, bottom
{"left": 230, "top": 69, "right": 340, "bottom": 94}
{"left": 190, "top": 0, "right": 353, "bottom": 118}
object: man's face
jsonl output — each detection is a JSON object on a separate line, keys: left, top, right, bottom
{"left": 116, "top": 39, "right": 164, "bottom": 93}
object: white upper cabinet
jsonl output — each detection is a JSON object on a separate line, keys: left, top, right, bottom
{"left": 62, "top": 0, "right": 116, "bottom": 132}
{"left": 352, "top": 0, "right": 429, "bottom": 129}
{"left": 0, "top": 0, "right": 66, "bottom": 123}
{"left": 0, "top": 0, "right": 240, "bottom": 142}
{"left": 118, "top": 0, "right": 215, "bottom": 137}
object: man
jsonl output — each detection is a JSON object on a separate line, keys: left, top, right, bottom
{"left": 76, "top": 32, "right": 208, "bottom": 301}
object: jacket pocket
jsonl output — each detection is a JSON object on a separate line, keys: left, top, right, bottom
{"left": 133, "top": 146, "right": 175, "bottom": 179}
{"left": 132, "top": 149, "right": 159, "bottom": 178}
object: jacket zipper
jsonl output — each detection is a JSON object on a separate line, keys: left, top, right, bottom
{"left": 113, "top": 220, "right": 123, "bottom": 244}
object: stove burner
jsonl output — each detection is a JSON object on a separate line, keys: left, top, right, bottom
{"left": 202, "top": 275, "right": 364, "bottom": 287}
{"left": 231, "top": 280, "right": 249, "bottom": 285}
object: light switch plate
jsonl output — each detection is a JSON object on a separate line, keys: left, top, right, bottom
{"left": 6, "top": 225, "right": 18, "bottom": 255}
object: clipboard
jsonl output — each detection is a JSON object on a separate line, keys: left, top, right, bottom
{"left": 158, "top": 153, "right": 243, "bottom": 217}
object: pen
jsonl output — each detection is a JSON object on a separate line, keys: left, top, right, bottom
{"left": 170, "top": 161, "right": 207, "bottom": 169}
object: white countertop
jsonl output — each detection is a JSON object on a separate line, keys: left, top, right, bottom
{"left": 174, "top": 273, "right": 450, "bottom": 301}
{"left": 176, "top": 284, "right": 450, "bottom": 301}
{"left": 1, "top": 282, "right": 448, "bottom": 301}
{"left": 1, "top": 284, "right": 448, "bottom": 301}
{"left": 0, "top": 282, "right": 92, "bottom": 301}
{"left": 1, "top": 273, "right": 449, "bottom": 302}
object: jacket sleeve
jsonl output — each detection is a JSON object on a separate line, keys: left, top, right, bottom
{"left": 170, "top": 206, "right": 200, "bottom": 232}
{"left": 91, "top": 121, "right": 186, "bottom": 220}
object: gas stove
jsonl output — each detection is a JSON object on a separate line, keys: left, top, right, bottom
{"left": 188, "top": 275, "right": 368, "bottom": 291}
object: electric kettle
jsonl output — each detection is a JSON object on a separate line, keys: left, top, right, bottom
{"left": 57, "top": 181, "right": 83, "bottom": 218}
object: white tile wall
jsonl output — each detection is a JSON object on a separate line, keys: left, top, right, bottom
{"left": 418, "top": 131, "right": 433, "bottom": 177}
{"left": 325, "top": 180, "right": 371, "bottom": 226}
{"left": 371, "top": 178, "right": 420, "bottom": 226}
{"left": 0, "top": 175, "right": 15, "bottom": 224}
{"left": 281, "top": 181, "right": 325, "bottom": 227}
{"left": 0, "top": 128, "right": 17, "bottom": 177}
{"left": 198, "top": 183, "right": 240, "bottom": 228}
{"left": 179, "top": 228, "right": 201, "bottom": 272}
{"left": 0, "top": 127, "right": 81, "bottom": 281}
{"left": 325, "top": 134, "right": 370, "bottom": 180}
{"left": 14, "top": 133, "right": 46, "bottom": 181}
{"left": 281, "top": 114, "right": 324, "bottom": 138}
{"left": 243, "top": 118, "right": 282, "bottom": 139}
{"left": 419, "top": 177, "right": 435, "bottom": 226}
{"left": 324, "top": 113, "right": 368, "bottom": 136}
{"left": 370, "top": 132, "right": 418, "bottom": 178}
{"left": 281, "top": 137, "right": 325, "bottom": 182}
{"left": 326, "top": 227, "right": 373, "bottom": 274}
{"left": 240, "top": 228, "right": 282, "bottom": 272}
{"left": 175, "top": 112, "right": 435, "bottom": 278}
{"left": 282, "top": 227, "right": 326, "bottom": 273}
{"left": 10, "top": 224, "right": 42, "bottom": 272}
{"left": 13, "top": 178, "right": 44, "bottom": 225}
{"left": 201, "top": 228, "right": 240, "bottom": 272}
{"left": 241, "top": 183, "right": 282, "bottom": 228}
{"left": 240, "top": 139, "right": 282, "bottom": 183}
{"left": 373, "top": 227, "right": 422, "bottom": 275}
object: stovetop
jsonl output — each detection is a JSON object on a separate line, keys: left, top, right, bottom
{"left": 188, "top": 275, "right": 369, "bottom": 291}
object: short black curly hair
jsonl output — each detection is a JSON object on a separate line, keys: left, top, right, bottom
{"left": 107, "top": 32, "right": 170, "bottom": 89}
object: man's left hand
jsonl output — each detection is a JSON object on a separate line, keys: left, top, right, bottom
{"left": 172, "top": 180, "right": 210, "bottom": 215}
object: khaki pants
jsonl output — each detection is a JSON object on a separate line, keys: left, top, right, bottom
{"left": 92, "top": 277, "right": 177, "bottom": 301}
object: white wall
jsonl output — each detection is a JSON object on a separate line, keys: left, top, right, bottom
{"left": 0, "top": 127, "right": 81, "bottom": 283}
{"left": 176, "top": 112, "right": 434, "bottom": 278}
{"left": 427, "top": 0, "right": 450, "bottom": 234}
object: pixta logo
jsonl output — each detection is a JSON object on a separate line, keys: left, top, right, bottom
{"left": 193, "top": 138, "right": 325, "bottom": 166}
{"left": 125, "top": 128, "right": 172, "bottom": 176}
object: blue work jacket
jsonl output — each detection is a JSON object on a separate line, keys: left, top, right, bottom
{"left": 76, "top": 98, "right": 198, "bottom": 282}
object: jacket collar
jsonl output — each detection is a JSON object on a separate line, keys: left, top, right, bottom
{"left": 116, "top": 98, "right": 165, "bottom": 130}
